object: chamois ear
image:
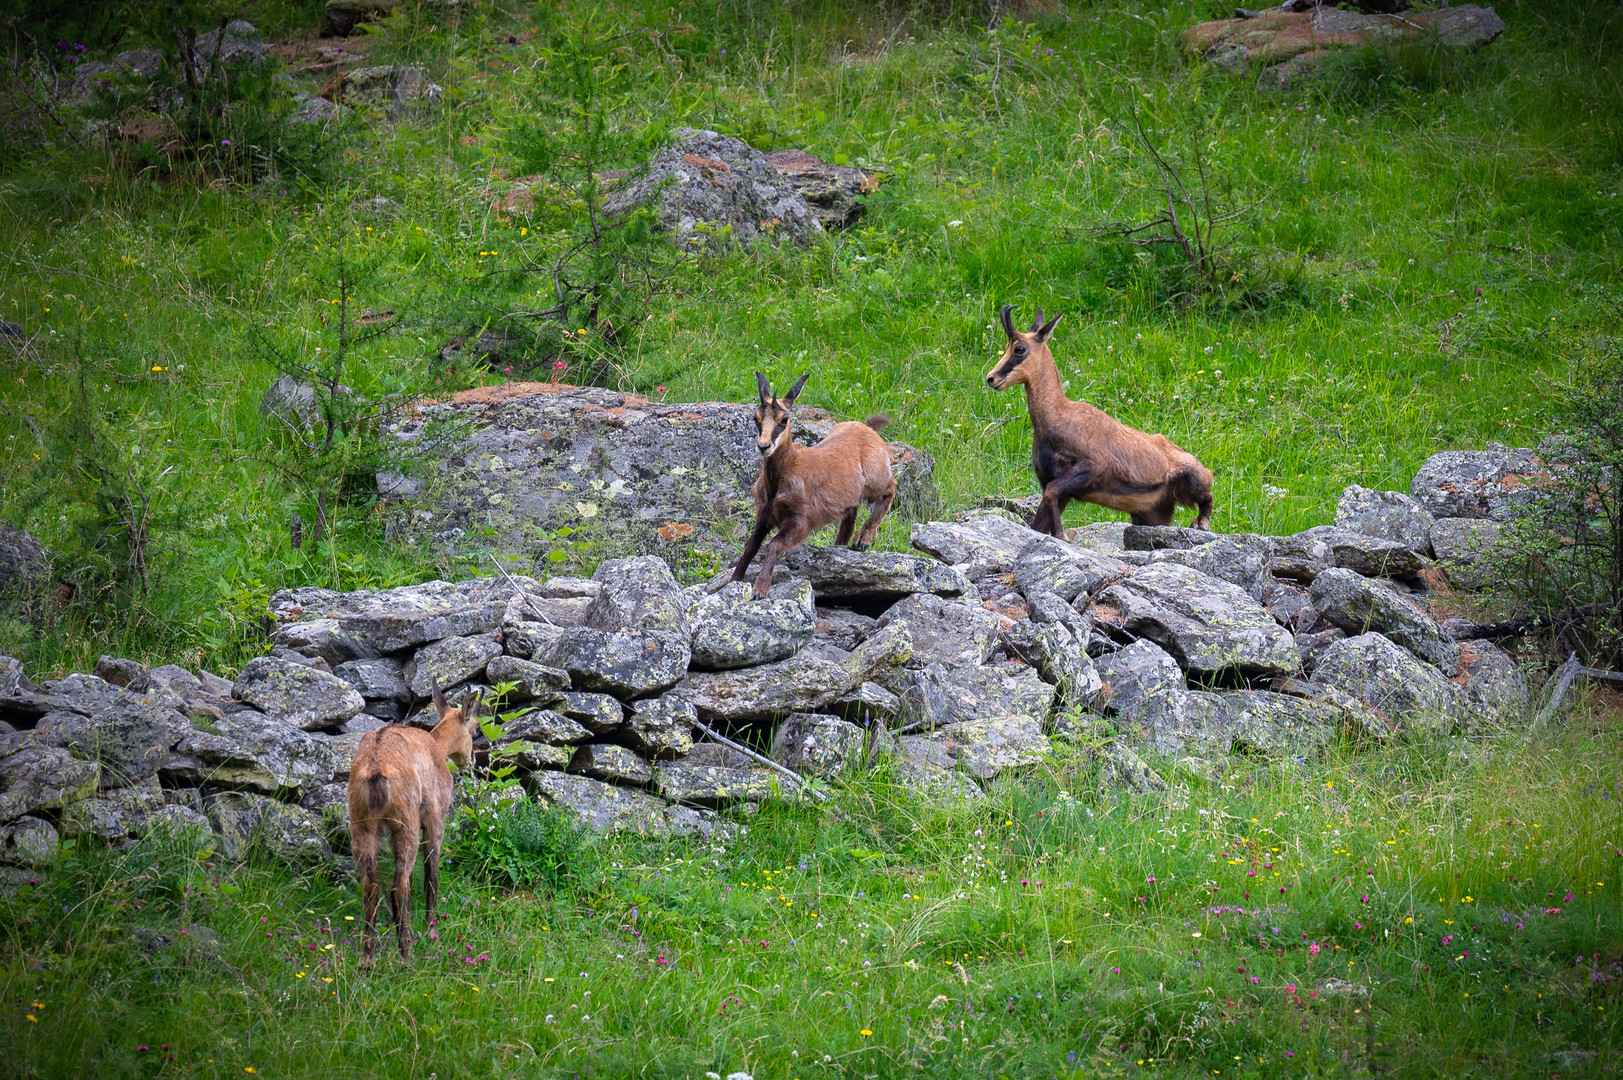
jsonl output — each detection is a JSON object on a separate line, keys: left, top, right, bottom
{"left": 430, "top": 677, "right": 449, "bottom": 718}
{"left": 999, "top": 304, "right": 1018, "bottom": 341}
{"left": 1030, "top": 307, "right": 1045, "bottom": 333}
{"left": 755, "top": 371, "right": 772, "bottom": 405}
{"left": 783, "top": 373, "right": 809, "bottom": 406}
{"left": 1035, "top": 312, "right": 1064, "bottom": 343}
{"left": 462, "top": 690, "right": 484, "bottom": 733}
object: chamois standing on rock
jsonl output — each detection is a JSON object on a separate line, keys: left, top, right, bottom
{"left": 348, "top": 681, "right": 481, "bottom": 966}
{"left": 986, "top": 305, "right": 1214, "bottom": 537}
{"left": 731, "top": 372, "right": 896, "bottom": 598}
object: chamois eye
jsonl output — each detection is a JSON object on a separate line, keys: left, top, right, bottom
{"left": 1014, "top": 345, "right": 1027, "bottom": 355}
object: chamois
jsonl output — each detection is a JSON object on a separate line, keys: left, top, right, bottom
{"left": 730, "top": 372, "right": 896, "bottom": 598}
{"left": 986, "top": 305, "right": 1213, "bottom": 537}
{"left": 347, "top": 681, "right": 481, "bottom": 966}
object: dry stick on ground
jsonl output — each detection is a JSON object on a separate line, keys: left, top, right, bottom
{"left": 689, "top": 719, "right": 826, "bottom": 801}
{"left": 483, "top": 552, "right": 559, "bottom": 627}
{"left": 1529, "top": 652, "right": 1623, "bottom": 734}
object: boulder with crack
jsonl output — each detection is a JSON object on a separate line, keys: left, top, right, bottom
{"left": 1309, "top": 568, "right": 1460, "bottom": 672}
{"left": 690, "top": 580, "right": 814, "bottom": 670}
{"left": 911, "top": 513, "right": 1047, "bottom": 584}
{"left": 1335, "top": 485, "right": 1435, "bottom": 555}
{"left": 1001, "top": 620, "right": 1102, "bottom": 708}
{"left": 0, "top": 736, "right": 100, "bottom": 822}
{"left": 568, "top": 744, "right": 653, "bottom": 786}
{"left": 625, "top": 695, "right": 697, "bottom": 759}
{"left": 533, "top": 628, "right": 690, "bottom": 700}
{"left": 678, "top": 651, "right": 853, "bottom": 722}
{"left": 1455, "top": 639, "right": 1531, "bottom": 727}
{"left": 1093, "top": 563, "right": 1300, "bottom": 678}
{"left": 166, "top": 711, "right": 355, "bottom": 796}
{"left": 773, "top": 712, "right": 888, "bottom": 777}
{"left": 1094, "top": 640, "right": 1185, "bottom": 717}
{"left": 874, "top": 593, "right": 1000, "bottom": 671}
{"left": 1143, "top": 535, "right": 1275, "bottom": 602}
{"left": 403, "top": 633, "right": 503, "bottom": 699}
{"left": 653, "top": 760, "right": 783, "bottom": 806}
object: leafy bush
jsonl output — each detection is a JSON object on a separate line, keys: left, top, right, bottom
{"left": 1491, "top": 329, "right": 1623, "bottom": 665}
{"left": 447, "top": 791, "right": 592, "bottom": 890}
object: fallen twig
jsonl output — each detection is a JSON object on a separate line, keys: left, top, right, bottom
{"left": 691, "top": 719, "right": 825, "bottom": 801}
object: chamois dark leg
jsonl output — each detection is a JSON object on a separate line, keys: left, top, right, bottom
{"left": 834, "top": 508, "right": 858, "bottom": 546}
{"left": 752, "top": 519, "right": 814, "bottom": 599}
{"left": 388, "top": 819, "right": 419, "bottom": 961}
{"left": 421, "top": 814, "right": 446, "bottom": 932}
{"left": 730, "top": 518, "right": 773, "bottom": 583}
{"left": 1034, "top": 463, "right": 1098, "bottom": 538}
{"left": 353, "top": 821, "right": 381, "bottom": 968}
{"left": 854, "top": 488, "right": 894, "bottom": 550}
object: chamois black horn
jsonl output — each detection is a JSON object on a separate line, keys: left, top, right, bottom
{"left": 999, "top": 304, "right": 1017, "bottom": 341}
{"left": 1030, "top": 307, "right": 1045, "bottom": 332}
{"left": 756, "top": 371, "right": 772, "bottom": 404}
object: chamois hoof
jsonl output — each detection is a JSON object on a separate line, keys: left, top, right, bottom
{"left": 851, "top": 542, "right": 869, "bottom": 552}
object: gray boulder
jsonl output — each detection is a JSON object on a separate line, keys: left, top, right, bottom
{"left": 32, "top": 679, "right": 192, "bottom": 784}
{"left": 94, "top": 656, "right": 150, "bottom": 691}
{"left": 0, "top": 737, "right": 100, "bottom": 822}
{"left": 874, "top": 593, "right": 1000, "bottom": 671}
{"left": 1335, "top": 485, "right": 1435, "bottom": 555}
{"left": 194, "top": 20, "right": 264, "bottom": 67}
{"left": 1094, "top": 640, "right": 1185, "bottom": 716}
{"left": 814, "top": 607, "right": 875, "bottom": 652}
{"left": 588, "top": 556, "right": 690, "bottom": 634}
{"left": 493, "top": 741, "right": 573, "bottom": 772}
{"left": 763, "top": 149, "right": 875, "bottom": 229}
{"left": 772, "top": 713, "right": 883, "bottom": 777}
{"left": 690, "top": 580, "right": 814, "bottom": 671}
{"left": 533, "top": 628, "right": 691, "bottom": 700}
{"left": 1315, "top": 526, "right": 1432, "bottom": 580}
{"left": 1093, "top": 563, "right": 1301, "bottom": 678}
{"left": 554, "top": 692, "right": 624, "bottom": 733}
{"left": 907, "top": 664, "right": 1055, "bottom": 779}
{"left": 891, "top": 739, "right": 986, "bottom": 801}
{"left": 268, "top": 578, "right": 512, "bottom": 658}
{"left": 1263, "top": 581, "right": 1318, "bottom": 634}
{"left": 1309, "top": 568, "right": 1460, "bottom": 671}
{"left": 1068, "top": 521, "right": 1131, "bottom": 554}
{"left": 1130, "top": 688, "right": 1358, "bottom": 758}
{"left": 1431, "top": 518, "right": 1502, "bottom": 590}
{"left": 166, "top": 711, "right": 354, "bottom": 796}
{"left": 0, "top": 816, "right": 57, "bottom": 866}
{"left": 1457, "top": 640, "right": 1530, "bottom": 726}
{"left": 0, "top": 525, "right": 51, "bottom": 604}
{"left": 829, "top": 681, "right": 902, "bottom": 725}
{"left": 1410, "top": 445, "right": 1549, "bottom": 520}
{"left": 1122, "top": 525, "right": 1223, "bottom": 551}
{"left": 529, "top": 772, "right": 671, "bottom": 835}
{"left": 653, "top": 761, "right": 782, "bottom": 806}
{"left": 1270, "top": 528, "right": 1337, "bottom": 583}
{"left": 1296, "top": 627, "right": 1347, "bottom": 674}
{"left": 232, "top": 656, "right": 365, "bottom": 730}
{"left": 841, "top": 619, "right": 913, "bottom": 687}
{"left": 1146, "top": 535, "right": 1275, "bottom": 601}
{"left": 205, "top": 792, "right": 333, "bottom": 866}
{"left": 1001, "top": 621, "right": 1102, "bottom": 708}
{"left": 604, "top": 128, "right": 821, "bottom": 249}
{"left": 500, "top": 709, "right": 592, "bottom": 746}
{"left": 772, "top": 545, "right": 970, "bottom": 604}
{"left": 1309, "top": 632, "right": 1463, "bottom": 732}
{"left": 911, "top": 514, "right": 1046, "bottom": 583}
{"left": 625, "top": 695, "right": 696, "bottom": 759}
{"left": 568, "top": 744, "right": 653, "bottom": 786}
{"left": 1014, "top": 535, "right": 1132, "bottom": 602}
{"left": 679, "top": 651, "right": 853, "bottom": 722}
{"left": 484, "top": 655, "right": 569, "bottom": 702}
{"left": 403, "top": 633, "right": 503, "bottom": 698}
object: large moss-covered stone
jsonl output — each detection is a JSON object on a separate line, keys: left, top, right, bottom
{"left": 679, "top": 651, "right": 854, "bottom": 722}
{"left": 269, "top": 578, "right": 512, "bottom": 658}
{"left": 568, "top": 743, "right": 653, "bottom": 786}
{"left": 0, "top": 816, "right": 57, "bottom": 866}
{"left": 772, "top": 712, "right": 882, "bottom": 777}
{"left": 500, "top": 708, "right": 593, "bottom": 746}
{"left": 625, "top": 695, "right": 696, "bottom": 759}
{"left": 1145, "top": 535, "right": 1275, "bottom": 602}
{"left": 767, "top": 545, "right": 970, "bottom": 604}
{"left": 0, "top": 735, "right": 100, "bottom": 822}
{"left": 690, "top": 579, "right": 814, "bottom": 671}
{"left": 652, "top": 760, "right": 782, "bottom": 806}
{"left": 1309, "top": 633, "right": 1463, "bottom": 733}
{"left": 1309, "top": 568, "right": 1459, "bottom": 671}
{"left": 484, "top": 655, "right": 570, "bottom": 702}
{"left": 379, "top": 385, "right": 934, "bottom": 569}
{"left": 1001, "top": 621, "right": 1101, "bottom": 708}
{"left": 1410, "top": 444, "right": 1550, "bottom": 521}
{"left": 402, "top": 633, "right": 503, "bottom": 699}
{"left": 166, "top": 712, "right": 355, "bottom": 796}
{"left": 205, "top": 792, "right": 333, "bottom": 866}
{"left": 1094, "top": 640, "right": 1185, "bottom": 717}
{"left": 233, "top": 657, "right": 365, "bottom": 730}
{"left": 1130, "top": 687, "right": 1364, "bottom": 759}
{"left": 333, "top": 658, "right": 410, "bottom": 702}
{"left": 554, "top": 692, "right": 624, "bottom": 733}
{"left": 1014, "top": 535, "right": 1132, "bottom": 602}
{"left": 533, "top": 627, "right": 690, "bottom": 700}
{"left": 1335, "top": 485, "right": 1435, "bottom": 555}
{"left": 841, "top": 619, "right": 913, "bottom": 687}
{"left": 33, "top": 691, "right": 192, "bottom": 784}
{"left": 587, "top": 556, "right": 690, "bottom": 634}
{"left": 528, "top": 772, "right": 671, "bottom": 835}
{"left": 874, "top": 593, "right": 1000, "bottom": 671}
{"left": 1093, "top": 563, "right": 1300, "bottom": 678}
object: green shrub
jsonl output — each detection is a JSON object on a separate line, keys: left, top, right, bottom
{"left": 447, "top": 791, "right": 591, "bottom": 890}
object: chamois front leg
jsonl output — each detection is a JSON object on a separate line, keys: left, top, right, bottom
{"left": 353, "top": 823, "right": 382, "bottom": 968}
{"left": 1034, "top": 462, "right": 1100, "bottom": 538}
{"left": 421, "top": 812, "right": 447, "bottom": 933}
{"left": 752, "top": 519, "right": 814, "bottom": 599}
{"left": 834, "top": 508, "right": 859, "bottom": 547}
{"left": 730, "top": 517, "right": 773, "bottom": 583}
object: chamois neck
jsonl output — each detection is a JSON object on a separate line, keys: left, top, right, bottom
{"left": 430, "top": 714, "right": 466, "bottom": 756}
{"left": 1021, "top": 352, "right": 1071, "bottom": 432}
{"left": 764, "top": 436, "right": 799, "bottom": 481}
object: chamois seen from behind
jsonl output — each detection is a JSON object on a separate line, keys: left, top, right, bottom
{"left": 986, "top": 304, "right": 1214, "bottom": 537}
{"left": 730, "top": 372, "right": 896, "bottom": 598}
{"left": 347, "top": 680, "right": 482, "bottom": 966}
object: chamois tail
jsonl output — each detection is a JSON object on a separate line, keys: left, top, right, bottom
{"left": 365, "top": 773, "right": 389, "bottom": 816}
{"left": 864, "top": 414, "right": 891, "bottom": 433}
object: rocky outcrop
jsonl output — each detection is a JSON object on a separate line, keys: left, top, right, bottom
{"left": 0, "top": 525, "right": 52, "bottom": 606}
{"left": 1309, "top": 568, "right": 1459, "bottom": 671}
{"left": 1094, "top": 563, "right": 1300, "bottom": 678}
{"left": 763, "top": 150, "right": 878, "bottom": 229}
{"left": 382, "top": 384, "right": 935, "bottom": 571}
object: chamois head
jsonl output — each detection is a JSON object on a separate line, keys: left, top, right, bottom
{"left": 753, "top": 371, "right": 808, "bottom": 456}
{"left": 985, "top": 305, "right": 1063, "bottom": 391}
{"left": 429, "top": 678, "right": 482, "bottom": 769}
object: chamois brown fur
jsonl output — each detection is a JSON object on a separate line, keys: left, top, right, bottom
{"left": 986, "top": 305, "right": 1214, "bottom": 537}
{"left": 730, "top": 372, "right": 896, "bottom": 598}
{"left": 347, "top": 681, "right": 481, "bottom": 966}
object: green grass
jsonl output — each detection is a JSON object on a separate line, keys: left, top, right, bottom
{"left": 4, "top": 711, "right": 1622, "bottom": 1078}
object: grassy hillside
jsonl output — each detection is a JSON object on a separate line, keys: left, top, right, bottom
{"left": 2, "top": 0, "right": 1620, "bottom": 674}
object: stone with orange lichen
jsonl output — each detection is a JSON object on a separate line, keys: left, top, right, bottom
{"left": 1182, "top": 5, "right": 1504, "bottom": 75}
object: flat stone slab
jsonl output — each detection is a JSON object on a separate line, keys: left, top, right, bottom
{"left": 678, "top": 651, "right": 854, "bottom": 722}
{"left": 1310, "top": 568, "right": 1459, "bottom": 672}
{"left": 233, "top": 657, "right": 365, "bottom": 731}
{"left": 652, "top": 760, "right": 782, "bottom": 806}
{"left": 529, "top": 771, "right": 672, "bottom": 835}
{"left": 1093, "top": 563, "right": 1300, "bottom": 678}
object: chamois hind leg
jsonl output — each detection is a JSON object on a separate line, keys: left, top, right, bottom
{"left": 752, "top": 519, "right": 815, "bottom": 599}
{"left": 387, "top": 816, "right": 420, "bottom": 961}
{"left": 353, "top": 819, "right": 382, "bottom": 968}
{"left": 730, "top": 518, "right": 773, "bottom": 583}
{"left": 854, "top": 487, "right": 895, "bottom": 550}
{"left": 834, "top": 508, "right": 858, "bottom": 547}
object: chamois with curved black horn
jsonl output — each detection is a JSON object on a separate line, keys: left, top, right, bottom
{"left": 730, "top": 372, "right": 896, "bottom": 598}
{"left": 985, "top": 305, "right": 1214, "bottom": 537}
